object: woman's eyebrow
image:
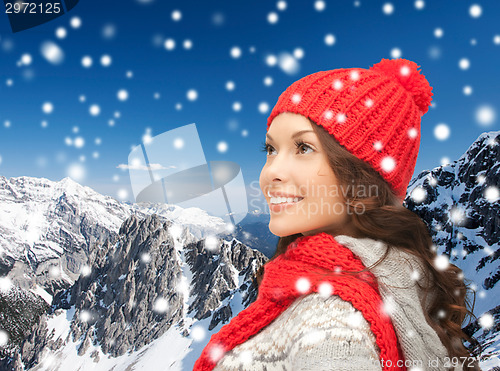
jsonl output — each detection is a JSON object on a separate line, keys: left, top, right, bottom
{"left": 265, "top": 130, "right": 314, "bottom": 141}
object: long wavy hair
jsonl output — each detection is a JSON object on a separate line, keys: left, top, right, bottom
{"left": 253, "top": 118, "right": 481, "bottom": 369}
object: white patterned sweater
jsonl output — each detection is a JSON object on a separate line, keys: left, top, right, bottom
{"left": 212, "top": 235, "right": 455, "bottom": 371}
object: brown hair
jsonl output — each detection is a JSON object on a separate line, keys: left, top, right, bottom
{"left": 254, "top": 118, "right": 481, "bottom": 369}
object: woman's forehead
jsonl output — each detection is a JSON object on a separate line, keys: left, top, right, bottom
{"left": 267, "top": 113, "right": 314, "bottom": 136}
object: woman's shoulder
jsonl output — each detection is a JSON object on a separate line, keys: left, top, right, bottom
{"left": 288, "top": 294, "right": 382, "bottom": 370}
{"left": 284, "top": 292, "right": 377, "bottom": 342}
{"left": 213, "top": 293, "right": 382, "bottom": 371}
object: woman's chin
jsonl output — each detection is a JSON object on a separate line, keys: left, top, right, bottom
{"left": 269, "top": 221, "right": 301, "bottom": 237}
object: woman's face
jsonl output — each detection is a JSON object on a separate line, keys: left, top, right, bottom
{"left": 259, "top": 112, "right": 355, "bottom": 238}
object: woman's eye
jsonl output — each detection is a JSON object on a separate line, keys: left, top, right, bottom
{"left": 296, "top": 141, "right": 314, "bottom": 154}
{"left": 299, "top": 144, "right": 312, "bottom": 154}
{"left": 261, "top": 142, "right": 276, "bottom": 155}
{"left": 260, "top": 141, "right": 313, "bottom": 155}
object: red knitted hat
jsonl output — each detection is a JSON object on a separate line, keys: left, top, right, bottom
{"left": 266, "top": 58, "right": 433, "bottom": 200}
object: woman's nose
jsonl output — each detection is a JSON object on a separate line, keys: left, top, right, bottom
{"left": 264, "top": 152, "right": 290, "bottom": 182}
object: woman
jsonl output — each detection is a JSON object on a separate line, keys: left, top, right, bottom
{"left": 194, "top": 58, "right": 480, "bottom": 370}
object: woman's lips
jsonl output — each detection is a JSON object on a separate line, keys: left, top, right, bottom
{"left": 269, "top": 198, "right": 303, "bottom": 212}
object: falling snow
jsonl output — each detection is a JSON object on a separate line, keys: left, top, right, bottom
{"left": 230, "top": 46, "right": 242, "bottom": 59}
{"left": 171, "top": 9, "right": 182, "bottom": 21}
{"left": 267, "top": 12, "right": 279, "bottom": 24}
{"left": 469, "top": 4, "right": 482, "bottom": 18}
{"left": 89, "top": 104, "right": 101, "bottom": 116}
{"left": 70, "top": 16, "right": 82, "bottom": 29}
{"left": 411, "top": 186, "right": 427, "bottom": 203}
{"left": 381, "top": 156, "right": 396, "bottom": 172}
{"left": 164, "top": 38, "right": 175, "bottom": 50}
{"left": 434, "top": 123, "right": 450, "bottom": 141}
{"left": 56, "top": 27, "right": 67, "bottom": 39}
{"left": 324, "top": 34, "right": 336, "bottom": 46}
{"left": 187, "top": 89, "right": 198, "bottom": 101}
{"left": 101, "top": 55, "right": 112, "bottom": 66}
{"left": 81, "top": 56, "right": 93, "bottom": 68}
{"left": 382, "top": 3, "right": 394, "bottom": 15}
{"left": 296, "top": 277, "right": 311, "bottom": 293}
{"left": 314, "top": 1, "right": 326, "bottom": 12}
{"left": 458, "top": 58, "right": 470, "bottom": 70}
{"left": 258, "top": 102, "right": 269, "bottom": 114}
{"left": 40, "top": 41, "right": 64, "bottom": 65}
{"left": 476, "top": 105, "right": 496, "bottom": 126}
{"left": 434, "top": 255, "right": 450, "bottom": 271}
{"left": 42, "top": 102, "right": 54, "bottom": 114}
{"left": 266, "top": 54, "right": 278, "bottom": 66}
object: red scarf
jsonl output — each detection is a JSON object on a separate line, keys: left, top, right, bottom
{"left": 193, "top": 232, "right": 406, "bottom": 370}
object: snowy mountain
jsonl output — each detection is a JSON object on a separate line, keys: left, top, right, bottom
{"left": 3, "top": 213, "right": 267, "bottom": 370}
{"left": 405, "top": 130, "right": 500, "bottom": 369}
{"left": 225, "top": 211, "right": 278, "bottom": 259}
{"left": 0, "top": 175, "right": 228, "bottom": 297}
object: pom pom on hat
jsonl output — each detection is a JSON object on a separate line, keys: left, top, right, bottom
{"left": 369, "top": 58, "right": 433, "bottom": 115}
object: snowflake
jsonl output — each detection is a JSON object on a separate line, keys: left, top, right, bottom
{"left": 332, "top": 79, "right": 343, "bottom": 90}
{"left": 324, "top": 34, "right": 335, "bottom": 46}
{"left": 0, "top": 277, "right": 13, "bottom": 292}
{"left": 381, "top": 156, "right": 396, "bottom": 172}
{"left": 141, "top": 253, "right": 151, "bottom": 263}
{"left": 209, "top": 344, "right": 225, "bottom": 363}
{"left": 296, "top": 277, "right": 311, "bottom": 293}
{"left": 382, "top": 3, "right": 394, "bottom": 15}
{"left": 434, "top": 28, "right": 443, "bottom": 38}
{"left": 0, "top": 330, "right": 9, "bottom": 347}
{"left": 318, "top": 282, "right": 333, "bottom": 297}
{"left": 314, "top": 0, "right": 326, "bottom": 12}
{"left": 164, "top": 39, "right": 175, "bottom": 51}
{"left": 469, "top": 4, "right": 482, "bottom": 18}
{"left": 410, "top": 270, "right": 420, "bottom": 281}
{"left": 191, "top": 325, "right": 205, "bottom": 341}
{"left": 410, "top": 186, "right": 427, "bottom": 203}
{"left": 301, "top": 329, "right": 326, "bottom": 345}
{"left": 230, "top": 46, "right": 242, "bottom": 59}
{"left": 80, "top": 310, "right": 91, "bottom": 322}
{"left": 187, "top": 89, "right": 198, "bottom": 101}
{"left": 239, "top": 350, "right": 253, "bottom": 365}
{"left": 80, "top": 265, "right": 91, "bottom": 276}
{"left": 459, "top": 58, "right": 470, "bottom": 70}
{"left": 479, "top": 313, "right": 494, "bottom": 329}
{"left": 171, "top": 9, "right": 182, "bottom": 21}
{"left": 347, "top": 312, "right": 364, "bottom": 328}
{"left": 153, "top": 297, "right": 169, "bottom": 313}
{"left": 267, "top": 12, "right": 279, "bottom": 24}
{"left": 291, "top": 93, "right": 301, "bottom": 104}
{"left": 434, "top": 123, "right": 450, "bottom": 141}
{"left": 323, "top": 110, "right": 333, "bottom": 120}
{"left": 434, "top": 255, "right": 449, "bottom": 271}
{"left": 382, "top": 295, "right": 396, "bottom": 316}
{"left": 204, "top": 235, "right": 219, "bottom": 251}
{"left": 391, "top": 48, "right": 402, "bottom": 58}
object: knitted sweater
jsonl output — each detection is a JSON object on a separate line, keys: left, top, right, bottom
{"left": 213, "top": 293, "right": 382, "bottom": 370}
{"left": 198, "top": 234, "right": 452, "bottom": 371}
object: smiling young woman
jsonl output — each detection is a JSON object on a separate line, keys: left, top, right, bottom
{"left": 194, "top": 58, "right": 480, "bottom": 371}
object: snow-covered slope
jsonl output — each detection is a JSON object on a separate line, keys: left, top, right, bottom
{"left": 5, "top": 214, "right": 266, "bottom": 371}
{"left": 0, "top": 175, "right": 228, "bottom": 297}
{"left": 405, "top": 130, "right": 500, "bottom": 368}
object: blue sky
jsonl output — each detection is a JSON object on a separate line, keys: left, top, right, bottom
{"left": 0, "top": 0, "right": 499, "bottom": 212}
